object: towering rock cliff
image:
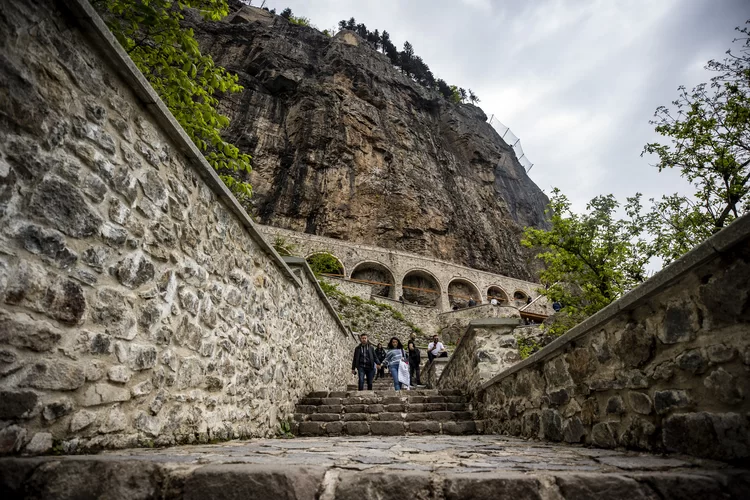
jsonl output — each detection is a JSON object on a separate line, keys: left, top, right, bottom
{"left": 189, "top": 3, "right": 549, "bottom": 280}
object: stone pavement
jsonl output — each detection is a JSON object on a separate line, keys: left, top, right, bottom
{"left": 1, "top": 435, "right": 747, "bottom": 498}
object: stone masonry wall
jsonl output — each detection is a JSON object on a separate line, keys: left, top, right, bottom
{"left": 0, "top": 0, "right": 353, "bottom": 454}
{"left": 478, "top": 216, "right": 750, "bottom": 460}
{"left": 437, "top": 319, "right": 521, "bottom": 398}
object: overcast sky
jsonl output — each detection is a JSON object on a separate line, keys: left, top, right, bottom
{"left": 266, "top": 0, "right": 747, "bottom": 211}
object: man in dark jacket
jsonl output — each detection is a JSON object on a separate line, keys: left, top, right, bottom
{"left": 352, "top": 334, "right": 379, "bottom": 390}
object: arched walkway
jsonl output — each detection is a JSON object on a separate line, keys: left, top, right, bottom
{"left": 402, "top": 269, "right": 441, "bottom": 307}
{"left": 448, "top": 278, "right": 481, "bottom": 308}
{"left": 305, "top": 252, "right": 345, "bottom": 276}
{"left": 487, "top": 286, "right": 509, "bottom": 304}
{"left": 513, "top": 290, "right": 529, "bottom": 307}
{"left": 350, "top": 261, "right": 395, "bottom": 298}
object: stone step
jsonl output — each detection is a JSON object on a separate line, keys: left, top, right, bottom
{"left": 298, "top": 394, "right": 466, "bottom": 406}
{"left": 3, "top": 436, "right": 745, "bottom": 499}
{"left": 293, "top": 420, "right": 481, "bottom": 436}
{"left": 294, "top": 410, "right": 476, "bottom": 423}
{"left": 294, "top": 402, "right": 471, "bottom": 415}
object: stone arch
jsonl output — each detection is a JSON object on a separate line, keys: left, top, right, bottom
{"left": 448, "top": 278, "right": 481, "bottom": 308}
{"left": 487, "top": 286, "right": 509, "bottom": 304}
{"left": 305, "top": 252, "right": 345, "bottom": 277}
{"left": 350, "top": 261, "right": 395, "bottom": 298}
{"left": 513, "top": 290, "right": 529, "bottom": 307}
{"left": 401, "top": 269, "right": 441, "bottom": 307}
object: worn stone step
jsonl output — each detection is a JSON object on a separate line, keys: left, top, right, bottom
{"left": 3, "top": 436, "right": 746, "bottom": 500}
{"left": 293, "top": 420, "right": 480, "bottom": 436}
{"left": 294, "top": 410, "right": 476, "bottom": 423}
{"left": 293, "top": 402, "right": 471, "bottom": 415}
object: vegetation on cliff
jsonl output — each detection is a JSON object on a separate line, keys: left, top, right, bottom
{"left": 265, "top": 6, "right": 479, "bottom": 105}
{"left": 319, "top": 282, "right": 425, "bottom": 345}
{"left": 95, "top": 0, "right": 253, "bottom": 200}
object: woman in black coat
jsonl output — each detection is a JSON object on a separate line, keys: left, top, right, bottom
{"left": 407, "top": 340, "right": 421, "bottom": 386}
{"left": 375, "top": 343, "right": 387, "bottom": 379}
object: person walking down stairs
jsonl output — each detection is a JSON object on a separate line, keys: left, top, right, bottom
{"left": 374, "top": 343, "right": 386, "bottom": 380}
{"left": 382, "top": 337, "right": 406, "bottom": 391}
{"left": 352, "top": 334, "right": 379, "bottom": 391}
{"left": 407, "top": 340, "right": 422, "bottom": 386}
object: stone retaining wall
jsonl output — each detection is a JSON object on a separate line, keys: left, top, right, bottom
{"left": 0, "top": 0, "right": 353, "bottom": 454}
{"left": 437, "top": 319, "right": 522, "bottom": 398}
{"left": 477, "top": 215, "right": 750, "bottom": 460}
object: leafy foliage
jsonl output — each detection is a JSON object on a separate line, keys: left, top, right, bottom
{"left": 306, "top": 252, "right": 344, "bottom": 275}
{"left": 642, "top": 21, "right": 750, "bottom": 263}
{"left": 279, "top": 7, "right": 313, "bottom": 27}
{"left": 95, "top": 0, "right": 253, "bottom": 200}
{"left": 516, "top": 335, "right": 541, "bottom": 360}
{"left": 522, "top": 189, "right": 649, "bottom": 336}
{"left": 272, "top": 236, "right": 297, "bottom": 257}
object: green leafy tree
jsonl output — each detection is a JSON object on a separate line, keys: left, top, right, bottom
{"left": 449, "top": 85, "right": 462, "bottom": 104}
{"left": 95, "top": 0, "right": 252, "bottom": 200}
{"left": 642, "top": 21, "right": 750, "bottom": 262}
{"left": 522, "top": 189, "right": 649, "bottom": 336}
{"left": 468, "top": 89, "right": 480, "bottom": 104}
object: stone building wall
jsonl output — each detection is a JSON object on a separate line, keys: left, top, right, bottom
{"left": 477, "top": 215, "right": 750, "bottom": 460}
{"left": 0, "top": 0, "right": 353, "bottom": 454}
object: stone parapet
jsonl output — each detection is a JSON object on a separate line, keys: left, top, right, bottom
{"left": 437, "top": 319, "right": 521, "bottom": 399}
{"left": 0, "top": 0, "right": 354, "bottom": 454}
{"left": 423, "top": 358, "right": 450, "bottom": 389}
{"left": 477, "top": 213, "right": 750, "bottom": 460}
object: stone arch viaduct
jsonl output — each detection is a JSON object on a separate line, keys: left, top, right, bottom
{"left": 258, "top": 225, "right": 542, "bottom": 312}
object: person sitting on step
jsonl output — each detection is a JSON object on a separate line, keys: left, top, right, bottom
{"left": 427, "top": 334, "right": 448, "bottom": 362}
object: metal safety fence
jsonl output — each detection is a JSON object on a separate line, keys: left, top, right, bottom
{"left": 488, "top": 115, "right": 533, "bottom": 172}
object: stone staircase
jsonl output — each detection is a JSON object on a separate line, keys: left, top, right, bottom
{"left": 292, "top": 379, "right": 480, "bottom": 436}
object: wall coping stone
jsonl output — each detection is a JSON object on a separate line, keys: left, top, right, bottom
{"left": 283, "top": 257, "right": 352, "bottom": 339}
{"left": 480, "top": 212, "right": 750, "bottom": 390}
{"left": 61, "top": 0, "right": 302, "bottom": 287}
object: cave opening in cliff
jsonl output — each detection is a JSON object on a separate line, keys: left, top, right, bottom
{"left": 402, "top": 270, "right": 440, "bottom": 307}
{"left": 448, "top": 279, "right": 481, "bottom": 308}
{"left": 487, "top": 286, "right": 509, "bottom": 304}
{"left": 350, "top": 262, "right": 395, "bottom": 298}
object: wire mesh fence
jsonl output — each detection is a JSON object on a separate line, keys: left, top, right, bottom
{"left": 488, "top": 115, "right": 534, "bottom": 172}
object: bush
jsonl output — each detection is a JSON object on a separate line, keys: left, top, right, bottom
{"left": 516, "top": 335, "right": 541, "bottom": 360}
{"left": 272, "top": 236, "right": 297, "bottom": 257}
{"left": 306, "top": 252, "right": 343, "bottom": 275}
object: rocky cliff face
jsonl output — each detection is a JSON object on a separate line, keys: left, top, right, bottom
{"left": 189, "top": 3, "right": 549, "bottom": 280}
